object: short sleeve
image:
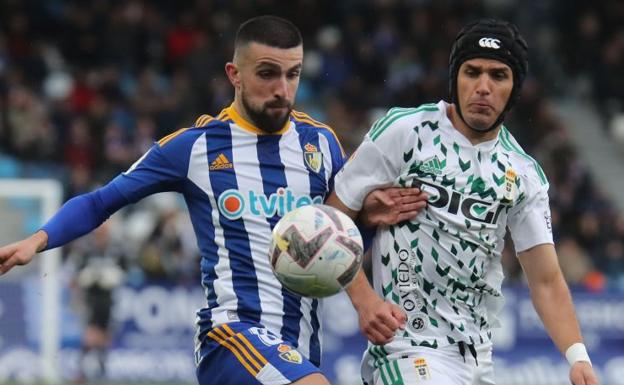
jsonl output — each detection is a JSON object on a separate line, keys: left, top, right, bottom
{"left": 507, "top": 176, "right": 553, "bottom": 253}
{"left": 334, "top": 112, "right": 415, "bottom": 211}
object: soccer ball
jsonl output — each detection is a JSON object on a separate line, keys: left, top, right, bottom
{"left": 269, "top": 204, "right": 364, "bottom": 298}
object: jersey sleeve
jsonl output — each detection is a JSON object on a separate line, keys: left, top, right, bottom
{"left": 40, "top": 182, "right": 129, "bottom": 250}
{"left": 111, "top": 130, "right": 193, "bottom": 202}
{"left": 334, "top": 111, "right": 414, "bottom": 211}
{"left": 507, "top": 171, "right": 554, "bottom": 253}
{"left": 40, "top": 129, "right": 195, "bottom": 250}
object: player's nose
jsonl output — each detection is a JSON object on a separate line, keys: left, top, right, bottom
{"left": 475, "top": 74, "right": 492, "bottom": 95}
{"left": 273, "top": 76, "right": 289, "bottom": 99}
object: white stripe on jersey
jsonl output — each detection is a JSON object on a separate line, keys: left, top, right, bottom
{"left": 229, "top": 125, "right": 285, "bottom": 331}
{"left": 188, "top": 133, "right": 237, "bottom": 326}
{"left": 280, "top": 127, "right": 316, "bottom": 355}
{"left": 318, "top": 133, "right": 333, "bottom": 185}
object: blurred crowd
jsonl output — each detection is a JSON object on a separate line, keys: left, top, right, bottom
{"left": 554, "top": 0, "right": 624, "bottom": 135}
{"left": 0, "top": 0, "right": 622, "bottom": 290}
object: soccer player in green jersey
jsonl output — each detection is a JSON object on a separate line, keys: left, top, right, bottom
{"left": 332, "top": 19, "right": 600, "bottom": 385}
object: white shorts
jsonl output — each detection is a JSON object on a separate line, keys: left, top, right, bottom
{"left": 362, "top": 341, "right": 495, "bottom": 385}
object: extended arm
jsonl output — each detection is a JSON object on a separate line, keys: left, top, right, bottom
{"left": 0, "top": 135, "right": 191, "bottom": 276}
{"left": 0, "top": 183, "right": 128, "bottom": 275}
{"left": 518, "top": 243, "right": 599, "bottom": 385}
{"left": 327, "top": 111, "right": 426, "bottom": 344}
{"left": 327, "top": 191, "right": 410, "bottom": 344}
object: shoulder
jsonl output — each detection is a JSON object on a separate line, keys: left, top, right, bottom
{"left": 369, "top": 102, "right": 443, "bottom": 141}
{"left": 157, "top": 112, "right": 231, "bottom": 148}
{"left": 291, "top": 110, "right": 344, "bottom": 154}
{"left": 498, "top": 126, "right": 549, "bottom": 187}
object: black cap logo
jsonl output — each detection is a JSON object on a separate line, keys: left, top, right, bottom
{"left": 478, "top": 37, "right": 501, "bottom": 49}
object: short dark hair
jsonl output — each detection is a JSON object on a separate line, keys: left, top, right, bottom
{"left": 235, "top": 15, "right": 303, "bottom": 51}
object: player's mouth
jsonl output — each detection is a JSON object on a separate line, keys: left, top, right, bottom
{"left": 467, "top": 102, "right": 494, "bottom": 114}
{"left": 267, "top": 106, "right": 289, "bottom": 112}
{"left": 265, "top": 101, "right": 291, "bottom": 112}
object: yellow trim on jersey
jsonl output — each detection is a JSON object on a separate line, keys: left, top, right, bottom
{"left": 291, "top": 110, "right": 331, "bottom": 129}
{"left": 158, "top": 111, "right": 233, "bottom": 147}
{"left": 207, "top": 326, "right": 259, "bottom": 377}
{"left": 225, "top": 104, "right": 291, "bottom": 135}
{"left": 157, "top": 127, "right": 191, "bottom": 147}
{"left": 292, "top": 110, "right": 346, "bottom": 156}
{"left": 195, "top": 114, "right": 215, "bottom": 127}
{"left": 216, "top": 108, "right": 230, "bottom": 121}
{"left": 222, "top": 324, "right": 269, "bottom": 366}
{"left": 214, "top": 327, "right": 263, "bottom": 371}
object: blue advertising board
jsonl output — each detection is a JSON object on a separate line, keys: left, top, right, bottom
{"left": 0, "top": 280, "right": 623, "bottom": 384}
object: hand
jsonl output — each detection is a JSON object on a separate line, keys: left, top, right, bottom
{"left": 355, "top": 295, "right": 406, "bottom": 345}
{"left": 361, "top": 187, "right": 427, "bottom": 227}
{"left": 0, "top": 231, "right": 47, "bottom": 276}
{"left": 570, "top": 362, "right": 599, "bottom": 385}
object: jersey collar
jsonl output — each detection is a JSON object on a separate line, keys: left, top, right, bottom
{"left": 225, "top": 104, "right": 292, "bottom": 135}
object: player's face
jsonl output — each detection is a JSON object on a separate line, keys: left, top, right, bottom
{"left": 456, "top": 58, "right": 513, "bottom": 131}
{"left": 228, "top": 42, "right": 303, "bottom": 133}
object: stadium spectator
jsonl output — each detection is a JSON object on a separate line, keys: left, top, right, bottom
{"left": 0, "top": 0, "right": 620, "bottom": 293}
{"left": 67, "top": 219, "right": 126, "bottom": 384}
{"left": 0, "top": 14, "right": 424, "bottom": 385}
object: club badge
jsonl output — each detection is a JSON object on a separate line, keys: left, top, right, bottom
{"left": 304, "top": 143, "right": 323, "bottom": 173}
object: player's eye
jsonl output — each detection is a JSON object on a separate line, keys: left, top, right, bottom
{"left": 258, "top": 70, "right": 277, "bottom": 79}
{"left": 491, "top": 70, "right": 509, "bottom": 80}
{"left": 464, "top": 68, "right": 478, "bottom": 77}
{"left": 287, "top": 70, "right": 301, "bottom": 80}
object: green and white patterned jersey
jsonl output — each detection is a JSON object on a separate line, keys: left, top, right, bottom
{"left": 335, "top": 100, "right": 553, "bottom": 350}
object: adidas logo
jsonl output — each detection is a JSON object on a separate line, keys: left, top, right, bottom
{"left": 210, "top": 153, "right": 233, "bottom": 171}
{"left": 418, "top": 156, "right": 443, "bottom": 175}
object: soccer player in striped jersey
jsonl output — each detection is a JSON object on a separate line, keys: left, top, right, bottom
{"left": 0, "top": 16, "right": 425, "bottom": 385}
{"left": 328, "top": 19, "right": 599, "bottom": 385}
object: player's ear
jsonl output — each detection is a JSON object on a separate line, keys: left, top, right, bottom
{"left": 225, "top": 62, "right": 241, "bottom": 89}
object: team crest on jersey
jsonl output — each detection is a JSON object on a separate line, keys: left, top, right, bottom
{"left": 278, "top": 346, "right": 303, "bottom": 364}
{"left": 503, "top": 168, "right": 517, "bottom": 202}
{"left": 304, "top": 143, "right": 323, "bottom": 173}
{"left": 413, "top": 358, "right": 431, "bottom": 380}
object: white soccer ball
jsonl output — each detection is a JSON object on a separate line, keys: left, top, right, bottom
{"left": 269, "top": 204, "right": 364, "bottom": 298}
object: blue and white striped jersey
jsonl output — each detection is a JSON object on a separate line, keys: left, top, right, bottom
{"left": 111, "top": 105, "right": 345, "bottom": 366}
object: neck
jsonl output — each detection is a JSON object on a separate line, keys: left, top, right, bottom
{"left": 232, "top": 98, "right": 252, "bottom": 124}
{"left": 447, "top": 104, "right": 500, "bottom": 145}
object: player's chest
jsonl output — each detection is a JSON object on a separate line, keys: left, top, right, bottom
{"left": 190, "top": 134, "right": 329, "bottom": 219}
{"left": 401, "top": 145, "right": 522, "bottom": 226}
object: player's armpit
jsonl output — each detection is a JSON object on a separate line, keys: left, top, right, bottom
{"left": 326, "top": 191, "right": 359, "bottom": 220}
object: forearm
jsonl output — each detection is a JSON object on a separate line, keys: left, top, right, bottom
{"left": 530, "top": 272, "right": 583, "bottom": 355}
{"left": 346, "top": 269, "right": 378, "bottom": 310}
{"left": 40, "top": 182, "right": 128, "bottom": 250}
{"left": 29, "top": 230, "right": 49, "bottom": 252}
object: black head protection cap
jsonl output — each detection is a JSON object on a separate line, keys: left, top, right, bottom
{"left": 449, "top": 18, "right": 528, "bottom": 132}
